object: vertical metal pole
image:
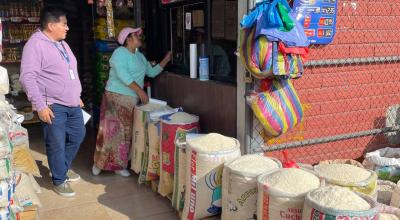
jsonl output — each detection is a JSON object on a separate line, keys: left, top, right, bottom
{"left": 135, "top": 0, "right": 142, "bottom": 27}
{"left": 237, "top": 0, "right": 252, "bottom": 154}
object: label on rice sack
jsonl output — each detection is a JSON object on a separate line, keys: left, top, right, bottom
{"left": 257, "top": 168, "right": 321, "bottom": 220}
{"left": 159, "top": 112, "right": 199, "bottom": 197}
{"left": 182, "top": 133, "right": 241, "bottom": 220}
{"left": 302, "top": 186, "right": 379, "bottom": 220}
{"left": 144, "top": 122, "right": 161, "bottom": 181}
{"left": 131, "top": 103, "right": 168, "bottom": 175}
{"left": 172, "top": 134, "right": 205, "bottom": 211}
{"left": 221, "top": 154, "right": 282, "bottom": 220}
{"left": 0, "top": 181, "right": 11, "bottom": 207}
{"left": 314, "top": 163, "right": 378, "bottom": 197}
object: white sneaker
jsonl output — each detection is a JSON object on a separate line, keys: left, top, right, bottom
{"left": 92, "top": 165, "right": 101, "bottom": 176}
{"left": 115, "top": 169, "right": 131, "bottom": 177}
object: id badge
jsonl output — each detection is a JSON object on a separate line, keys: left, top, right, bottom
{"left": 69, "top": 69, "right": 76, "bottom": 80}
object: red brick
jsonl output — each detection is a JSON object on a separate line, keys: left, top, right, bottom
{"left": 349, "top": 44, "right": 375, "bottom": 58}
{"left": 375, "top": 43, "right": 399, "bottom": 56}
{"left": 353, "top": 16, "right": 378, "bottom": 30}
{"left": 336, "top": 16, "right": 354, "bottom": 30}
{"left": 319, "top": 98, "right": 370, "bottom": 115}
{"left": 335, "top": 30, "right": 366, "bottom": 44}
{"left": 342, "top": 1, "right": 369, "bottom": 16}
{"left": 390, "top": 3, "right": 400, "bottom": 16}
{"left": 292, "top": 74, "right": 323, "bottom": 90}
{"left": 371, "top": 69, "right": 400, "bottom": 83}
{"left": 370, "top": 94, "right": 400, "bottom": 109}
{"left": 375, "top": 16, "right": 398, "bottom": 30}
{"left": 322, "top": 71, "right": 372, "bottom": 87}
{"left": 368, "top": 2, "right": 391, "bottom": 16}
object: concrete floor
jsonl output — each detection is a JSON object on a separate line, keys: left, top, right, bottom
{"left": 27, "top": 124, "right": 181, "bottom": 220}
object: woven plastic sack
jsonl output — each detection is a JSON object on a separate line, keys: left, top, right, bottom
{"left": 0, "top": 159, "right": 12, "bottom": 180}
{"left": 181, "top": 135, "right": 241, "bottom": 220}
{"left": 364, "top": 147, "right": 400, "bottom": 183}
{"left": 257, "top": 168, "right": 322, "bottom": 220}
{"left": 247, "top": 79, "right": 304, "bottom": 137}
{"left": 159, "top": 112, "right": 199, "bottom": 198}
{"left": 15, "top": 172, "right": 42, "bottom": 208}
{"left": 314, "top": 164, "right": 378, "bottom": 197}
{"left": 302, "top": 187, "right": 379, "bottom": 220}
{"left": 12, "top": 145, "right": 41, "bottom": 177}
{"left": 0, "top": 127, "right": 11, "bottom": 159}
{"left": 377, "top": 180, "right": 397, "bottom": 205}
{"left": 0, "top": 180, "right": 12, "bottom": 207}
{"left": 221, "top": 155, "right": 282, "bottom": 220}
{"left": 379, "top": 204, "right": 400, "bottom": 219}
{"left": 172, "top": 134, "right": 204, "bottom": 211}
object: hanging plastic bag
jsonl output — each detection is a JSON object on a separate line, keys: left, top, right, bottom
{"left": 257, "top": 12, "right": 310, "bottom": 47}
{"left": 246, "top": 79, "right": 304, "bottom": 137}
{"left": 239, "top": 28, "right": 304, "bottom": 79}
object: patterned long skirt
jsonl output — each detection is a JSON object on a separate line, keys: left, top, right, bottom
{"left": 94, "top": 91, "right": 138, "bottom": 171}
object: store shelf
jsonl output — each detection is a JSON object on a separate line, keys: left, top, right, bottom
{"left": 0, "top": 17, "right": 40, "bottom": 23}
{"left": 3, "top": 39, "right": 26, "bottom": 44}
{"left": 0, "top": 61, "right": 21, "bottom": 64}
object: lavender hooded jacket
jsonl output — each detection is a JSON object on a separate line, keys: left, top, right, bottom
{"left": 19, "top": 30, "right": 82, "bottom": 112}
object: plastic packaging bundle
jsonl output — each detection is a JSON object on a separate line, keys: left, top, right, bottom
{"left": 246, "top": 79, "right": 304, "bottom": 137}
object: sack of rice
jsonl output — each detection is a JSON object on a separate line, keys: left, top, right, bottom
{"left": 0, "top": 128, "right": 11, "bottom": 158}
{"left": 0, "top": 180, "right": 12, "bottom": 207}
{"left": 159, "top": 112, "right": 199, "bottom": 198}
{"left": 257, "top": 168, "right": 321, "bottom": 220}
{"left": 302, "top": 186, "right": 379, "bottom": 220}
{"left": 221, "top": 154, "right": 281, "bottom": 220}
{"left": 130, "top": 102, "right": 170, "bottom": 177}
{"left": 172, "top": 134, "right": 205, "bottom": 211}
{"left": 390, "top": 180, "right": 400, "bottom": 208}
{"left": 15, "top": 172, "right": 42, "bottom": 207}
{"left": 0, "top": 159, "right": 12, "bottom": 180}
{"left": 314, "top": 163, "right": 378, "bottom": 197}
{"left": 319, "top": 159, "right": 364, "bottom": 168}
{"left": 377, "top": 180, "right": 397, "bottom": 205}
{"left": 378, "top": 205, "right": 400, "bottom": 220}
{"left": 182, "top": 133, "right": 241, "bottom": 220}
{"left": 364, "top": 147, "right": 400, "bottom": 183}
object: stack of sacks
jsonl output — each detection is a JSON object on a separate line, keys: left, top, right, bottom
{"left": 129, "top": 99, "right": 178, "bottom": 184}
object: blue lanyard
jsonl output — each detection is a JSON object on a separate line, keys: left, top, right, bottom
{"left": 54, "top": 42, "right": 70, "bottom": 64}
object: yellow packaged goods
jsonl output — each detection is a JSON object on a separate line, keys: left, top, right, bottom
{"left": 302, "top": 186, "right": 379, "bottom": 220}
{"left": 221, "top": 155, "right": 281, "bottom": 220}
{"left": 257, "top": 168, "right": 321, "bottom": 220}
{"left": 181, "top": 134, "right": 241, "bottom": 220}
{"left": 12, "top": 145, "right": 41, "bottom": 177}
{"left": 314, "top": 163, "right": 377, "bottom": 196}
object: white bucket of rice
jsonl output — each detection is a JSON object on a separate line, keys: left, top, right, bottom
{"left": 314, "top": 163, "right": 378, "bottom": 197}
{"left": 257, "top": 168, "right": 321, "bottom": 220}
{"left": 302, "top": 186, "right": 379, "bottom": 219}
{"left": 181, "top": 133, "right": 241, "bottom": 220}
{"left": 221, "top": 154, "right": 281, "bottom": 220}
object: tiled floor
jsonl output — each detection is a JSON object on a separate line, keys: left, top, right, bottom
{"left": 27, "top": 124, "right": 181, "bottom": 220}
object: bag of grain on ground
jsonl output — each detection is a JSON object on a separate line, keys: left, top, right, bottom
{"left": 182, "top": 133, "right": 241, "bottom": 220}
{"left": 302, "top": 186, "right": 379, "bottom": 220}
{"left": 221, "top": 154, "right": 281, "bottom": 220}
{"left": 257, "top": 168, "right": 321, "bottom": 220}
{"left": 314, "top": 163, "right": 378, "bottom": 197}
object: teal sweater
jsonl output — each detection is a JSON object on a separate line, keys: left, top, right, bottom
{"left": 105, "top": 47, "right": 163, "bottom": 97}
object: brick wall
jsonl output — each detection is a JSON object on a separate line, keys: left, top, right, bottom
{"left": 262, "top": 0, "right": 400, "bottom": 164}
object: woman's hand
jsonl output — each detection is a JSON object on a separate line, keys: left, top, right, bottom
{"left": 159, "top": 51, "right": 172, "bottom": 68}
{"left": 137, "top": 89, "right": 149, "bottom": 104}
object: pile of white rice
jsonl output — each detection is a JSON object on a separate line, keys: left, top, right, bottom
{"left": 263, "top": 168, "right": 320, "bottom": 195}
{"left": 308, "top": 186, "right": 371, "bottom": 211}
{"left": 228, "top": 154, "right": 280, "bottom": 176}
{"left": 168, "top": 112, "right": 198, "bottom": 124}
{"left": 188, "top": 133, "right": 237, "bottom": 152}
{"left": 315, "top": 164, "right": 371, "bottom": 183}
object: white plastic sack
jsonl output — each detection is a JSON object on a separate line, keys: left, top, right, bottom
{"left": 257, "top": 168, "right": 321, "bottom": 220}
{"left": 181, "top": 134, "right": 241, "bottom": 220}
{"left": 0, "top": 66, "right": 8, "bottom": 95}
{"left": 364, "top": 147, "right": 400, "bottom": 183}
{"left": 221, "top": 155, "right": 282, "bottom": 220}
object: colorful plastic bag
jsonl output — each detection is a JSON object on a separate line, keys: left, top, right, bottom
{"left": 246, "top": 79, "right": 304, "bottom": 137}
{"left": 240, "top": 27, "right": 304, "bottom": 79}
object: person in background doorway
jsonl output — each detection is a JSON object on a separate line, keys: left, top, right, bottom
{"left": 20, "top": 6, "right": 85, "bottom": 197}
{"left": 93, "top": 27, "right": 172, "bottom": 177}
